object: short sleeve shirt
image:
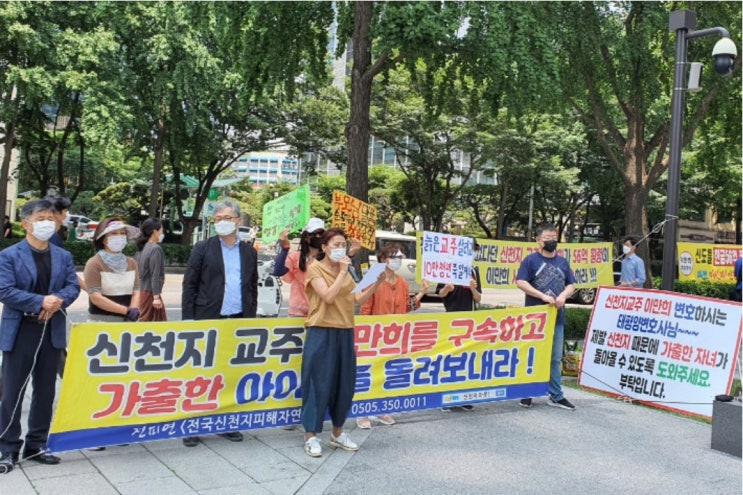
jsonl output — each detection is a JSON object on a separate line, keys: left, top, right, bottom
{"left": 516, "top": 252, "right": 576, "bottom": 324}
{"left": 305, "top": 261, "right": 356, "bottom": 329}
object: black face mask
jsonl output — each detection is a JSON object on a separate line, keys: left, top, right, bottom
{"left": 309, "top": 238, "right": 323, "bottom": 249}
{"left": 543, "top": 240, "right": 558, "bottom": 253}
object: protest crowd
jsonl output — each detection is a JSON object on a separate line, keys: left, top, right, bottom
{"left": 0, "top": 195, "right": 740, "bottom": 475}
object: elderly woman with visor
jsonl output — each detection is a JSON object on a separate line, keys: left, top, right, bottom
{"left": 83, "top": 217, "right": 141, "bottom": 323}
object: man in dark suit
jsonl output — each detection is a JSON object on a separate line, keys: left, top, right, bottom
{"left": 181, "top": 199, "right": 258, "bottom": 447}
{"left": 0, "top": 199, "right": 81, "bottom": 474}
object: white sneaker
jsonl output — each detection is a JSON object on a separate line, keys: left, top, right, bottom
{"left": 304, "top": 436, "right": 322, "bottom": 457}
{"left": 329, "top": 432, "right": 359, "bottom": 451}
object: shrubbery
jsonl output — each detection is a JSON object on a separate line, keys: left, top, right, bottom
{"left": 565, "top": 307, "right": 593, "bottom": 341}
{"left": 653, "top": 277, "right": 736, "bottom": 300}
{"left": 0, "top": 238, "right": 193, "bottom": 266}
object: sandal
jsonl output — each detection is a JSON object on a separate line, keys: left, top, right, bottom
{"left": 356, "top": 417, "right": 372, "bottom": 429}
{"left": 376, "top": 414, "right": 396, "bottom": 425}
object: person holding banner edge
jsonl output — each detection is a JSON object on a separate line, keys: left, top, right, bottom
{"left": 356, "top": 243, "right": 430, "bottom": 428}
{"left": 180, "top": 199, "right": 258, "bottom": 448}
{"left": 0, "top": 199, "right": 81, "bottom": 473}
{"left": 516, "top": 223, "right": 577, "bottom": 411}
{"left": 301, "top": 227, "right": 384, "bottom": 457}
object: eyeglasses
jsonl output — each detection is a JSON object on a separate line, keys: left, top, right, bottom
{"left": 214, "top": 216, "right": 238, "bottom": 222}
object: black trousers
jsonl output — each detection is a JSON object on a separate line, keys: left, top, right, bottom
{"left": 0, "top": 320, "right": 60, "bottom": 454}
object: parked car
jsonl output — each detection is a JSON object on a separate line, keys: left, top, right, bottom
{"left": 69, "top": 214, "right": 98, "bottom": 240}
{"left": 238, "top": 226, "right": 256, "bottom": 244}
{"left": 568, "top": 269, "right": 622, "bottom": 305}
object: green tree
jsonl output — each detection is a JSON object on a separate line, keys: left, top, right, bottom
{"left": 545, "top": 2, "right": 741, "bottom": 285}
{"left": 0, "top": 1, "right": 118, "bottom": 206}
{"left": 371, "top": 65, "right": 497, "bottom": 231}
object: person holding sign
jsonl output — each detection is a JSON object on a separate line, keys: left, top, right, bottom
{"left": 436, "top": 240, "right": 482, "bottom": 411}
{"left": 618, "top": 236, "right": 646, "bottom": 288}
{"left": 435, "top": 240, "right": 482, "bottom": 312}
{"left": 301, "top": 227, "right": 384, "bottom": 458}
{"left": 273, "top": 217, "right": 326, "bottom": 317}
{"left": 356, "top": 243, "right": 430, "bottom": 429}
{"left": 516, "top": 223, "right": 576, "bottom": 411}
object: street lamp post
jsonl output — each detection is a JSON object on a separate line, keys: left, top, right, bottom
{"left": 661, "top": 10, "right": 734, "bottom": 292}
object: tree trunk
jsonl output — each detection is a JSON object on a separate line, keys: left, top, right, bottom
{"left": 624, "top": 182, "right": 652, "bottom": 288}
{"left": 345, "top": 1, "right": 373, "bottom": 204}
{"left": 0, "top": 91, "right": 19, "bottom": 218}
{"left": 495, "top": 179, "right": 509, "bottom": 240}
{"left": 149, "top": 110, "right": 166, "bottom": 217}
{"left": 55, "top": 96, "right": 80, "bottom": 197}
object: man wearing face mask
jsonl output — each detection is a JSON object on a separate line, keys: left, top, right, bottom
{"left": 181, "top": 199, "right": 258, "bottom": 447}
{"left": 0, "top": 199, "right": 81, "bottom": 473}
{"left": 42, "top": 195, "right": 72, "bottom": 248}
{"left": 618, "top": 237, "right": 646, "bottom": 288}
{"left": 516, "top": 223, "right": 577, "bottom": 411}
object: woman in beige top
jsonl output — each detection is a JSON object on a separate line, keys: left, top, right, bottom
{"left": 84, "top": 217, "right": 141, "bottom": 323}
{"left": 301, "top": 227, "right": 383, "bottom": 458}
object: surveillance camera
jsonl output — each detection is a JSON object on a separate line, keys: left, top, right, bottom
{"left": 711, "top": 37, "right": 737, "bottom": 76}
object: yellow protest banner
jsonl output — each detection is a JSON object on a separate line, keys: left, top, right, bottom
{"left": 48, "top": 306, "right": 555, "bottom": 452}
{"left": 677, "top": 242, "right": 741, "bottom": 283}
{"left": 330, "top": 190, "right": 377, "bottom": 249}
{"left": 416, "top": 234, "right": 614, "bottom": 289}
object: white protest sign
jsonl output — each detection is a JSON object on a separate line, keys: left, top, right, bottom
{"left": 579, "top": 287, "right": 742, "bottom": 418}
{"left": 420, "top": 231, "right": 474, "bottom": 286}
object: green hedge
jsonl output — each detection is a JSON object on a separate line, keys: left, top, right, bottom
{"left": 565, "top": 307, "right": 593, "bottom": 341}
{"left": 67, "top": 241, "right": 97, "bottom": 265}
{"left": 1, "top": 238, "right": 193, "bottom": 266}
{"left": 652, "top": 277, "right": 736, "bottom": 300}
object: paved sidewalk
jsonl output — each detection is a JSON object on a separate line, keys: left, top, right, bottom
{"left": 2, "top": 273, "right": 741, "bottom": 493}
{"left": 3, "top": 385, "right": 741, "bottom": 494}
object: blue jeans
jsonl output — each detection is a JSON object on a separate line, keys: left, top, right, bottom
{"left": 549, "top": 321, "right": 565, "bottom": 401}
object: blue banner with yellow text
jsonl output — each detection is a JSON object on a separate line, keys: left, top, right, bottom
{"left": 48, "top": 306, "right": 555, "bottom": 452}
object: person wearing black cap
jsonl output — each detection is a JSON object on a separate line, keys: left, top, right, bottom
{"left": 273, "top": 217, "right": 326, "bottom": 317}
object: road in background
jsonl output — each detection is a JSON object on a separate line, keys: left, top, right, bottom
{"left": 62, "top": 272, "right": 530, "bottom": 325}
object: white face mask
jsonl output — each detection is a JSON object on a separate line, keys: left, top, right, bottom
{"left": 215, "top": 221, "right": 236, "bottom": 236}
{"left": 158, "top": 233, "right": 165, "bottom": 243}
{"left": 31, "top": 220, "right": 56, "bottom": 242}
{"left": 623, "top": 245, "right": 632, "bottom": 255}
{"left": 107, "top": 234, "right": 128, "bottom": 253}
{"left": 329, "top": 248, "right": 346, "bottom": 262}
{"left": 62, "top": 211, "right": 71, "bottom": 227}
{"left": 387, "top": 258, "right": 402, "bottom": 271}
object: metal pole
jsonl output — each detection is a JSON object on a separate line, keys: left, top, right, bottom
{"left": 661, "top": 11, "right": 732, "bottom": 291}
{"left": 661, "top": 10, "right": 696, "bottom": 292}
